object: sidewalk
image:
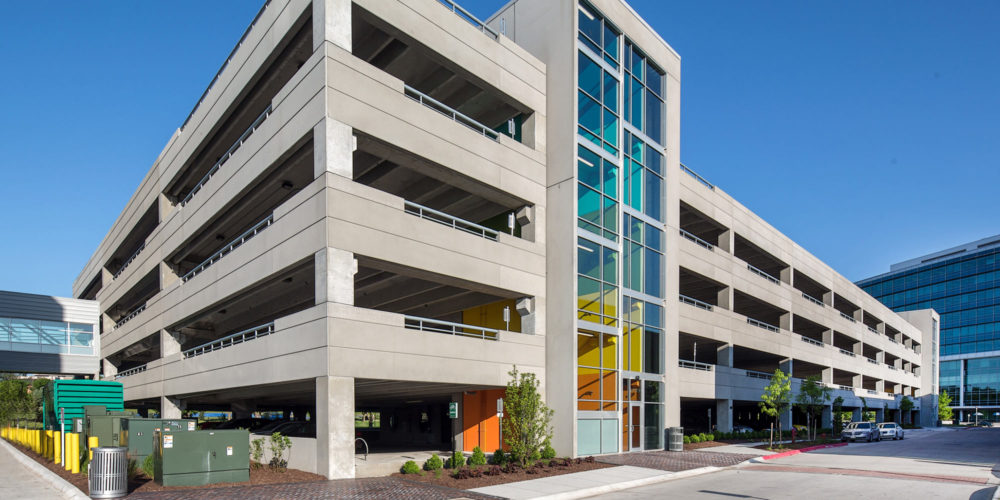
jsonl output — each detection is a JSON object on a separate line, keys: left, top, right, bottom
{"left": 468, "top": 465, "right": 718, "bottom": 500}
{"left": 0, "top": 438, "right": 65, "bottom": 500}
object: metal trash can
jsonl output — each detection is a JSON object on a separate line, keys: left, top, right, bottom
{"left": 667, "top": 427, "right": 684, "bottom": 452}
{"left": 89, "top": 446, "right": 128, "bottom": 498}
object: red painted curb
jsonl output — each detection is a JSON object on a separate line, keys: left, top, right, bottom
{"left": 760, "top": 442, "right": 848, "bottom": 460}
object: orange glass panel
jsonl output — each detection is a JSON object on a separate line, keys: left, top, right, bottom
{"left": 602, "top": 401, "right": 618, "bottom": 411}
{"left": 601, "top": 369, "right": 617, "bottom": 402}
{"left": 578, "top": 400, "right": 601, "bottom": 411}
{"left": 622, "top": 407, "right": 630, "bottom": 451}
{"left": 577, "top": 367, "right": 600, "bottom": 401}
{"left": 631, "top": 406, "right": 641, "bottom": 448}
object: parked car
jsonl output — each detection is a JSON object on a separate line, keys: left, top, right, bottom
{"left": 976, "top": 420, "right": 992, "bottom": 427}
{"left": 214, "top": 418, "right": 275, "bottom": 431}
{"left": 876, "top": 422, "right": 904, "bottom": 440}
{"left": 841, "top": 422, "right": 879, "bottom": 442}
{"left": 732, "top": 425, "right": 754, "bottom": 434}
{"left": 259, "top": 420, "right": 316, "bottom": 438}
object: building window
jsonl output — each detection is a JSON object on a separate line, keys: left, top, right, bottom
{"left": 578, "top": 52, "right": 619, "bottom": 155}
{"left": 624, "top": 41, "right": 665, "bottom": 145}
{"left": 965, "top": 357, "right": 1000, "bottom": 407}
{"left": 623, "top": 132, "right": 664, "bottom": 222}
{"left": 578, "top": 237, "right": 618, "bottom": 326}
{"left": 578, "top": 2, "right": 620, "bottom": 69}
{"left": 622, "top": 297, "right": 664, "bottom": 375}
{"left": 577, "top": 145, "right": 618, "bottom": 240}
{"left": 577, "top": 330, "right": 618, "bottom": 411}
{"left": 940, "top": 360, "right": 961, "bottom": 405}
{"left": 622, "top": 214, "right": 664, "bottom": 298}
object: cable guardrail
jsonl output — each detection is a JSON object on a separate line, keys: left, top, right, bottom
{"left": 180, "top": 1, "right": 273, "bottom": 131}
{"left": 181, "top": 105, "right": 273, "bottom": 207}
{"left": 183, "top": 322, "right": 276, "bottom": 359}
{"left": 403, "top": 85, "right": 500, "bottom": 141}
{"left": 114, "top": 364, "right": 147, "bottom": 380}
{"left": 113, "top": 242, "right": 147, "bottom": 280}
{"left": 800, "top": 335, "right": 823, "bottom": 347}
{"left": 403, "top": 315, "right": 500, "bottom": 341}
{"left": 679, "top": 163, "right": 714, "bottom": 189}
{"left": 678, "top": 359, "right": 714, "bottom": 371}
{"left": 801, "top": 292, "right": 823, "bottom": 306}
{"left": 437, "top": 0, "right": 499, "bottom": 39}
{"left": 745, "top": 369, "right": 773, "bottom": 380}
{"left": 679, "top": 228, "right": 714, "bottom": 250}
{"left": 113, "top": 303, "right": 147, "bottom": 331}
{"left": 747, "top": 317, "right": 779, "bottom": 333}
{"left": 839, "top": 311, "right": 856, "bottom": 323}
{"left": 746, "top": 263, "right": 779, "bottom": 284}
{"left": 839, "top": 348, "right": 855, "bottom": 357}
{"left": 403, "top": 201, "right": 499, "bottom": 241}
{"left": 678, "top": 294, "right": 713, "bottom": 311}
{"left": 181, "top": 214, "right": 274, "bottom": 283}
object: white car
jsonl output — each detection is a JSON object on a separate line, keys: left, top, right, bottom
{"left": 841, "top": 422, "right": 879, "bottom": 442}
{"left": 877, "top": 422, "right": 904, "bottom": 440}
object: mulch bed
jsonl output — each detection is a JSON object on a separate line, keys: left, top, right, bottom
{"left": 391, "top": 457, "right": 613, "bottom": 489}
{"left": 683, "top": 441, "right": 728, "bottom": 451}
{"left": 752, "top": 439, "right": 840, "bottom": 452}
{"left": 5, "top": 439, "right": 324, "bottom": 497}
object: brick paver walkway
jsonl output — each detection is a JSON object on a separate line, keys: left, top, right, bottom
{"left": 126, "top": 478, "right": 499, "bottom": 500}
{"left": 598, "top": 449, "right": 758, "bottom": 472}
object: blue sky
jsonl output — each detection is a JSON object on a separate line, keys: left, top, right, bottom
{"left": 1, "top": 1, "right": 998, "bottom": 297}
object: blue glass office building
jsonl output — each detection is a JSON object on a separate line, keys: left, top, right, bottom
{"left": 858, "top": 235, "right": 1000, "bottom": 422}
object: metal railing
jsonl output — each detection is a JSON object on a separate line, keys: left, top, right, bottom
{"left": 888, "top": 337, "right": 898, "bottom": 344}
{"left": 839, "top": 348, "right": 855, "bottom": 357}
{"left": 404, "top": 201, "right": 499, "bottom": 241}
{"left": 113, "top": 303, "right": 147, "bottom": 331}
{"left": 678, "top": 294, "right": 713, "bottom": 311}
{"left": 181, "top": 105, "right": 273, "bottom": 207}
{"left": 678, "top": 359, "right": 713, "bottom": 371}
{"left": 404, "top": 85, "right": 500, "bottom": 141}
{"left": 679, "top": 228, "right": 714, "bottom": 250}
{"left": 745, "top": 369, "right": 773, "bottom": 380}
{"left": 181, "top": 215, "right": 274, "bottom": 283}
{"left": 867, "top": 389, "right": 877, "bottom": 395}
{"left": 839, "top": 311, "right": 856, "bottom": 323}
{"left": 680, "top": 163, "right": 714, "bottom": 189}
{"left": 801, "top": 292, "right": 823, "bottom": 306}
{"left": 800, "top": 335, "right": 823, "bottom": 347}
{"left": 113, "top": 242, "right": 147, "bottom": 280}
{"left": 115, "top": 364, "right": 147, "bottom": 380}
{"left": 747, "top": 317, "right": 779, "bottom": 333}
{"left": 183, "top": 322, "right": 276, "bottom": 359}
{"left": 355, "top": 437, "right": 369, "bottom": 461}
{"left": 867, "top": 358, "right": 877, "bottom": 364}
{"left": 746, "top": 263, "right": 779, "bottom": 284}
{"left": 404, "top": 315, "right": 500, "bottom": 341}
{"left": 838, "top": 385, "right": 853, "bottom": 391}
{"left": 887, "top": 365, "right": 897, "bottom": 370}
{"left": 181, "top": 1, "right": 273, "bottom": 131}
{"left": 437, "top": 0, "right": 499, "bottom": 39}
{"left": 867, "top": 326, "right": 878, "bottom": 334}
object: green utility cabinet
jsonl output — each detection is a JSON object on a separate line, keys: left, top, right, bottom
{"left": 43, "top": 380, "right": 124, "bottom": 429}
{"left": 153, "top": 429, "right": 249, "bottom": 486}
{"left": 87, "top": 415, "right": 130, "bottom": 448}
{"left": 125, "top": 418, "right": 196, "bottom": 462}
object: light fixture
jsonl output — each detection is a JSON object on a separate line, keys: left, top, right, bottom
{"left": 281, "top": 180, "right": 294, "bottom": 190}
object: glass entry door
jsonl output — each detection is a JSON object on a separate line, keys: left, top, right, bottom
{"left": 622, "top": 378, "right": 643, "bottom": 451}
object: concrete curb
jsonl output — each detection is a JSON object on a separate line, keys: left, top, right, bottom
{"left": 748, "top": 442, "right": 848, "bottom": 463}
{"left": 526, "top": 466, "right": 722, "bottom": 500}
{"left": 0, "top": 438, "right": 90, "bottom": 500}
{"left": 992, "top": 482, "right": 1000, "bottom": 500}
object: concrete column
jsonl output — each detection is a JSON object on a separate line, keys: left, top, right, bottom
{"left": 853, "top": 309, "right": 863, "bottom": 323}
{"left": 313, "top": 0, "right": 351, "bottom": 51}
{"left": 516, "top": 297, "right": 536, "bottom": 334}
{"left": 779, "top": 407, "right": 792, "bottom": 430}
{"left": 875, "top": 351, "right": 885, "bottom": 364}
{"left": 316, "top": 248, "right": 356, "bottom": 305}
{"left": 821, "top": 405, "right": 833, "bottom": 430}
{"left": 451, "top": 393, "right": 463, "bottom": 452}
{"left": 852, "top": 341, "right": 862, "bottom": 356}
{"left": 875, "top": 380, "right": 885, "bottom": 393}
{"left": 716, "top": 287, "right": 732, "bottom": 310}
{"left": 313, "top": 118, "right": 354, "bottom": 179}
{"left": 874, "top": 407, "right": 884, "bottom": 423}
{"left": 822, "top": 329, "right": 834, "bottom": 345}
{"left": 160, "top": 261, "right": 179, "bottom": 289}
{"left": 851, "top": 374, "right": 862, "bottom": 388}
{"left": 821, "top": 367, "right": 833, "bottom": 384}
{"left": 102, "top": 359, "right": 119, "bottom": 379}
{"left": 717, "top": 229, "right": 733, "bottom": 253}
{"left": 316, "top": 376, "right": 355, "bottom": 479}
{"left": 779, "top": 267, "right": 792, "bottom": 286}
{"left": 161, "top": 330, "right": 182, "bottom": 358}
{"left": 515, "top": 205, "right": 536, "bottom": 242}
{"left": 716, "top": 345, "right": 734, "bottom": 367}
{"left": 158, "top": 193, "right": 174, "bottom": 221}
{"left": 822, "top": 291, "right": 834, "bottom": 307}
{"left": 780, "top": 312, "right": 792, "bottom": 331}
{"left": 715, "top": 399, "right": 733, "bottom": 433}
{"left": 520, "top": 112, "right": 544, "bottom": 151}
{"left": 162, "top": 396, "right": 184, "bottom": 419}
{"left": 779, "top": 359, "right": 793, "bottom": 378}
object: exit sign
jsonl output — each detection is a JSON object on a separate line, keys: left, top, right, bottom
{"left": 449, "top": 402, "right": 459, "bottom": 419}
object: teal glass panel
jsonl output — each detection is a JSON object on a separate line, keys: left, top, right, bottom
{"left": 646, "top": 303, "right": 663, "bottom": 328}
{"left": 630, "top": 47, "right": 644, "bottom": 78}
{"left": 646, "top": 60, "right": 663, "bottom": 96}
{"left": 644, "top": 247, "right": 662, "bottom": 298}
{"left": 578, "top": 276, "right": 601, "bottom": 313}
{"left": 603, "top": 24, "right": 619, "bottom": 65}
{"left": 629, "top": 241, "right": 642, "bottom": 292}
{"left": 647, "top": 147, "right": 662, "bottom": 176}
{"left": 603, "top": 196, "right": 617, "bottom": 235}
{"left": 629, "top": 215, "right": 643, "bottom": 243}
{"left": 644, "top": 170, "right": 662, "bottom": 221}
{"left": 578, "top": 237, "right": 601, "bottom": 279}
{"left": 577, "top": 419, "right": 601, "bottom": 455}
{"left": 603, "top": 71, "right": 618, "bottom": 113}
{"left": 578, "top": 91, "right": 601, "bottom": 137}
{"left": 602, "top": 108, "right": 617, "bottom": 149}
{"left": 578, "top": 184, "right": 601, "bottom": 227}
{"left": 578, "top": 145, "right": 600, "bottom": 189}
{"left": 646, "top": 89, "right": 663, "bottom": 144}
{"left": 11, "top": 319, "right": 38, "bottom": 344}
{"left": 579, "top": 126, "right": 600, "bottom": 148}
{"left": 39, "top": 320, "right": 65, "bottom": 346}
{"left": 578, "top": 52, "right": 601, "bottom": 98}
{"left": 629, "top": 160, "right": 643, "bottom": 211}
{"left": 645, "top": 225, "right": 663, "bottom": 252}
{"left": 0, "top": 318, "right": 8, "bottom": 342}
{"left": 630, "top": 133, "right": 643, "bottom": 163}
{"left": 630, "top": 77, "right": 643, "bottom": 129}
{"left": 71, "top": 332, "right": 93, "bottom": 347}
{"left": 601, "top": 418, "right": 618, "bottom": 453}
{"left": 644, "top": 403, "right": 662, "bottom": 449}
{"left": 603, "top": 247, "right": 618, "bottom": 284}
{"left": 69, "top": 323, "right": 93, "bottom": 333}
{"left": 578, "top": 5, "right": 602, "bottom": 48}
{"left": 602, "top": 158, "right": 617, "bottom": 197}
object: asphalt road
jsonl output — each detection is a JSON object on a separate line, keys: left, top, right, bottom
{"left": 589, "top": 428, "right": 1000, "bottom": 500}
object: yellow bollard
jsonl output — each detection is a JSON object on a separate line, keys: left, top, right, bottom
{"left": 88, "top": 436, "right": 98, "bottom": 461}
{"left": 46, "top": 431, "right": 53, "bottom": 460}
{"left": 64, "top": 433, "right": 73, "bottom": 471}
{"left": 54, "top": 431, "right": 61, "bottom": 465}
{"left": 69, "top": 434, "right": 80, "bottom": 474}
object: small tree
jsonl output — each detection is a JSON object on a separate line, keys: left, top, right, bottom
{"left": 268, "top": 432, "right": 292, "bottom": 471}
{"left": 502, "top": 366, "right": 554, "bottom": 466}
{"left": 899, "top": 396, "right": 914, "bottom": 425}
{"left": 860, "top": 396, "right": 870, "bottom": 422}
{"left": 795, "top": 375, "right": 831, "bottom": 441}
{"left": 831, "top": 396, "right": 845, "bottom": 434}
{"left": 250, "top": 438, "right": 266, "bottom": 468}
{"left": 938, "top": 391, "right": 954, "bottom": 422}
{"left": 759, "top": 369, "right": 791, "bottom": 448}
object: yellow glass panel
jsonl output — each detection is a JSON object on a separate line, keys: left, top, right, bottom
{"left": 629, "top": 326, "right": 642, "bottom": 372}
{"left": 629, "top": 299, "right": 643, "bottom": 324}
{"left": 579, "top": 311, "right": 601, "bottom": 324}
{"left": 603, "top": 284, "right": 618, "bottom": 319}
{"left": 621, "top": 329, "right": 632, "bottom": 371}
{"left": 578, "top": 276, "right": 601, "bottom": 313}
{"left": 578, "top": 333, "right": 600, "bottom": 367}
{"left": 602, "top": 334, "right": 618, "bottom": 369}
{"left": 577, "top": 366, "right": 600, "bottom": 400}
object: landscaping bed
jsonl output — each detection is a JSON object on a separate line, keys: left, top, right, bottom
{"left": 683, "top": 440, "right": 728, "bottom": 451}
{"left": 392, "top": 456, "right": 613, "bottom": 490}
{"left": 752, "top": 439, "right": 840, "bottom": 452}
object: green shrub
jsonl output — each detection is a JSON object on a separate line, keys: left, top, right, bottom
{"left": 126, "top": 459, "right": 140, "bottom": 481}
{"left": 251, "top": 438, "right": 265, "bottom": 468}
{"left": 698, "top": 433, "right": 707, "bottom": 441}
{"left": 141, "top": 454, "right": 155, "bottom": 480}
{"left": 540, "top": 443, "right": 556, "bottom": 459}
{"left": 691, "top": 435, "right": 702, "bottom": 443}
{"left": 469, "top": 447, "right": 488, "bottom": 466}
{"left": 402, "top": 460, "right": 421, "bottom": 474}
{"left": 424, "top": 453, "right": 443, "bottom": 471}
{"left": 683, "top": 435, "right": 691, "bottom": 444}
{"left": 491, "top": 449, "right": 507, "bottom": 465}
{"left": 707, "top": 433, "right": 714, "bottom": 441}
{"left": 448, "top": 451, "right": 466, "bottom": 469}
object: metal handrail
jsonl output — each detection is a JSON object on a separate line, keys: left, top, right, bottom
{"left": 680, "top": 163, "right": 714, "bottom": 189}
{"left": 113, "top": 303, "right": 147, "bottom": 330}
{"left": 404, "top": 201, "right": 499, "bottom": 241}
{"left": 437, "top": 0, "right": 499, "bottom": 39}
{"left": 801, "top": 292, "right": 823, "bottom": 306}
{"left": 181, "top": 1, "right": 273, "bottom": 131}
{"left": 887, "top": 365, "right": 897, "bottom": 370}
{"left": 838, "top": 385, "right": 853, "bottom": 391}
{"left": 355, "top": 437, "right": 369, "bottom": 461}
{"left": 181, "top": 105, "right": 273, "bottom": 206}
{"left": 746, "top": 263, "right": 779, "bottom": 284}
{"left": 113, "top": 242, "right": 147, "bottom": 280}
{"left": 745, "top": 369, "right": 773, "bottom": 380}
{"left": 181, "top": 214, "right": 274, "bottom": 282}
{"left": 800, "top": 335, "right": 823, "bottom": 347}
{"left": 679, "top": 229, "right": 714, "bottom": 250}
{"left": 867, "top": 358, "right": 877, "bottom": 364}
{"left": 183, "top": 322, "right": 276, "bottom": 359}
{"left": 115, "top": 364, "right": 147, "bottom": 379}
{"left": 403, "top": 85, "right": 500, "bottom": 141}
{"left": 839, "top": 348, "right": 855, "bottom": 357}
{"left": 678, "top": 294, "right": 713, "bottom": 311}
{"left": 747, "top": 317, "right": 779, "bottom": 333}
{"left": 888, "top": 337, "right": 898, "bottom": 344}
{"left": 839, "top": 311, "right": 856, "bottom": 323}
{"left": 403, "top": 315, "right": 500, "bottom": 341}
{"left": 866, "top": 389, "right": 877, "bottom": 395}
{"left": 678, "top": 359, "right": 713, "bottom": 371}
{"left": 867, "top": 326, "right": 878, "bottom": 334}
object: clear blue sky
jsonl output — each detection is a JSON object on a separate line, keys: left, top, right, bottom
{"left": 1, "top": 1, "right": 998, "bottom": 297}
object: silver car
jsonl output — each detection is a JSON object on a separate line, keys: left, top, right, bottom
{"left": 877, "top": 422, "right": 904, "bottom": 440}
{"left": 841, "top": 421, "right": 879, "bottom": 442}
